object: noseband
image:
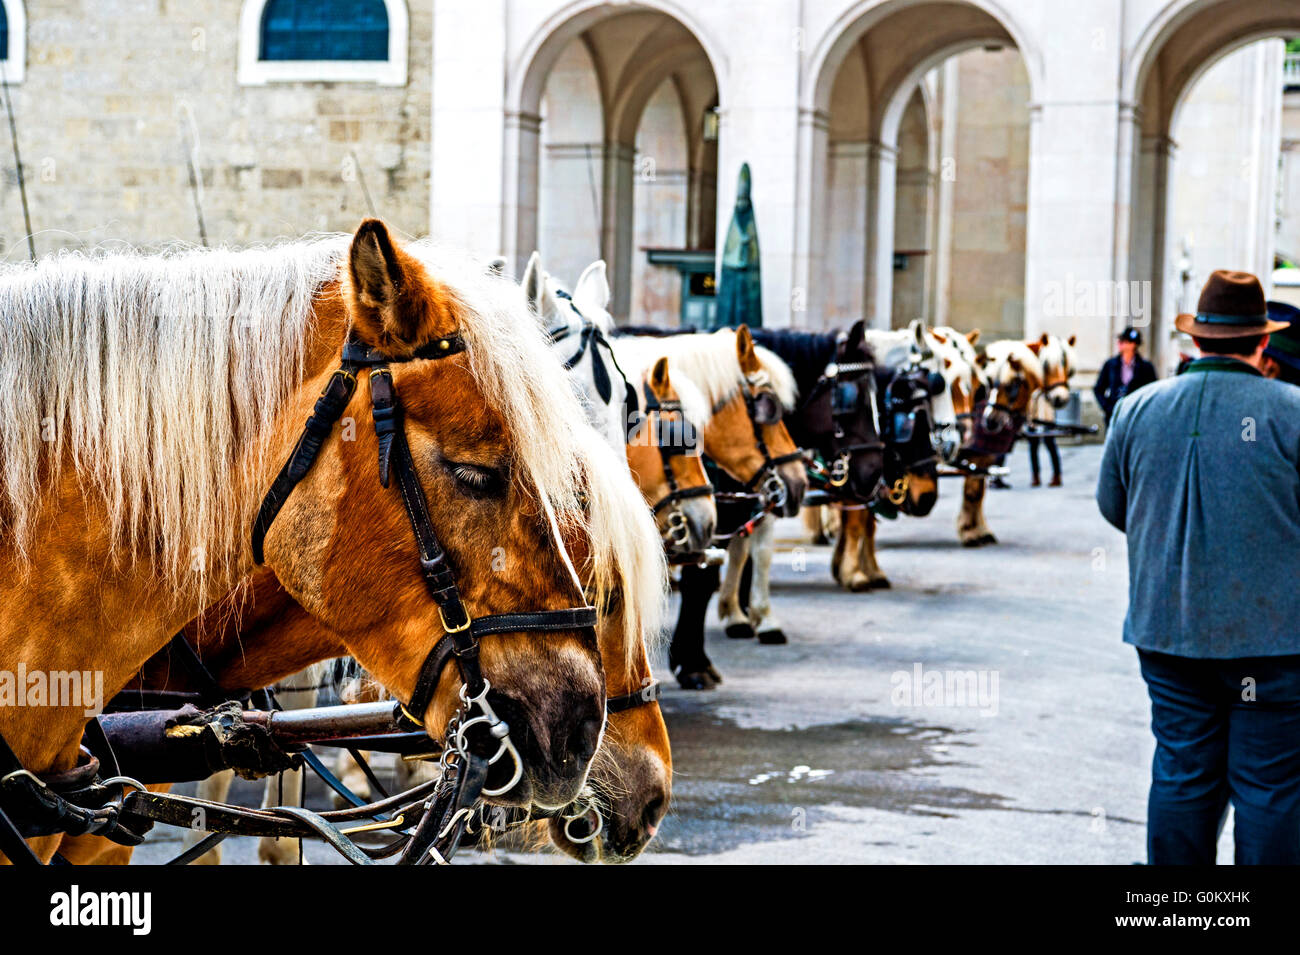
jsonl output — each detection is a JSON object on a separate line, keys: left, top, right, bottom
{"left": 250, "top": 330, "right": 598, "bottom": 796}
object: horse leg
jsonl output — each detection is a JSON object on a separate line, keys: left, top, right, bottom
{"left": 749, "top": 518, "right": 786, "bottom": 644}
{"left": 182, "top": 771, "right": 233, "bottom": 865}
{"left": 718, "top": 534, "right": 756, "bottom": 640}
{"left": 258, "top": 766, "right": 307, "bottom": 865}
{"left": 671, "top": 563, "right": 722, "bottom": 689}
{"left": 958, "top": 475, "right": 997, "bottom": 546}
{"left": 858, "top": 510, "right": 891, "bottom": 588}
{"left": 835, "top": 507, "right": 874, "bottom": 591}
{"left": 802, "top": 504, "right": 830, "bottom": 545}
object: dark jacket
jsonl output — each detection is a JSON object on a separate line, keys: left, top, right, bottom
{"left": 1096, "top": 358, "right": 1300, "bottom": 658}
{"left": 1094, "top": 354, "right": 1157, "bottom": 422}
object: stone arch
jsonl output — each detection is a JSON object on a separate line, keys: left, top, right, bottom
{"left": 505, "top": 1, "right": 723, "bottom": 319}
{"left": 798, "top": 0, "right": 1035, "bottom": 330}
{"left": 1125, "top": 0, "right": 1300, "bottom": 373}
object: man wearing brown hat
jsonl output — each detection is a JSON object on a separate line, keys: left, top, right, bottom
{"left": 1097, "top": 269, "right": 1300, "bottom": 865}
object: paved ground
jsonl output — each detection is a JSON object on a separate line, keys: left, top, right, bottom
{"left": 132, "top": 442, "right": 1235, "bottom": 865}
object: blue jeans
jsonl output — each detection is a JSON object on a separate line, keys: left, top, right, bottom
{"left": 1138, "top": 649, "right": 1300, "bottom": 864}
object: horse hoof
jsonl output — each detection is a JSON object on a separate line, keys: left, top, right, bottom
{"left": 705, "top": 665, "right": 724, "bottom": 684}
{"left": 757, "top": 629, "right": 788, "bottom": 645}
{"left": 725, "top": 622, "right": 756, "bottom": 640}
{"left": 847, "top": 573, "right": 872, "bottom": 593}
{"left": 868, "top": 576, "right": 891, "bottom": 590}
{"left": 675, "top": 670, "right": 715, "bottom": 691}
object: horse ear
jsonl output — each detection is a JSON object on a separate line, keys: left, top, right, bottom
{"left": 735, "top": 325, "right": 763, "bottom": 374}
{"left": 1027, "top": 340, "right": 1043, "bottom": 356}
{"left": 931, "top": 330, "right": 949, "bottom": 344}
{"left": 573, "top": 260, "right": 611, "bottom": 316}
{"left": 966, "top": 329, "right": 981, "bottom": 345}
{"left": 846, "top": 319, "right": 867, "bottom": 352}
{"left": 1067, "top": 334, "right": 1077, "bottom": 347}
{"left": 521, "top": 251, "right": 543, "bottom": 311}
{"left": 650, "top": 356, "right": 671, "bottom": 394}
{"left": 909, "top": 318, "right": 927, "bottom": 351}
{"left": 347, "top": 219, "right": 438, "bottom": 349}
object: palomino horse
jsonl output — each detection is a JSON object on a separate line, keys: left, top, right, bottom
{"left": 614, "top": 327, "right": 808, "bottom": 689}
{"left": 0, "top": 220, "right": 664, "bottom": 862}
{"left": 957, "top": 339, "right": 1046, "bottom": 546}
{"left": 713, "top": 322, "right": 886, "bottom": 640}
{"left": 55, "top": 512, "right": 670, "bottom": 864}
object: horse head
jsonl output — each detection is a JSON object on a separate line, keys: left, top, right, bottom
{"left": 260, "top": 220, "right": 663, "bottom": 809}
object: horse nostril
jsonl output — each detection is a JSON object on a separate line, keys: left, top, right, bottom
{"left": 641, "top": 795, "right": 666, "bottom": 833}
{"left": 570, "top": 718, "right": 602, "bottom": 766}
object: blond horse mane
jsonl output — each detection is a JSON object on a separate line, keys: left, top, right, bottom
{"left": 0, "top": 236, "right": 664, "bottom": 658}
{"left": 613, "top": 329, "right": 799, "bottom": 412}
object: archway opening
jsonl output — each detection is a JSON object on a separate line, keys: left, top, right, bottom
{"left": 808, "top": 1, "right": 1031, "bottom": 339}
{"left": 1129, "top": 0, "right": 1300, "bottom": 374}
{"left": 522, "top": 8, "right": 719, "bottom": 323}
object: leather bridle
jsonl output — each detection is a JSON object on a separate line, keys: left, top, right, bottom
{"left": 816, "top": 354, "right": 887, "bottom": 494}
{"left": 250, "top": 330, "right": 599, "bottom": 797}
{"left": 734, "top": 371, "right": 804, "bottom": 511}
{"left": 631, "top": 380, "right": 713, "bottom": 551}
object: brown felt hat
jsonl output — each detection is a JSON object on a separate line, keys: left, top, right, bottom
{"left": 1175, "top": 270, "right": 1289, "bottom": 339}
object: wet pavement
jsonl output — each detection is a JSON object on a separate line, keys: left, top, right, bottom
{"left": 132, "top": 443, "right": 1231, "bottom": 864}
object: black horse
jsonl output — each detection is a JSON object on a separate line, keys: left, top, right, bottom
{"left": 668, "top": 320, "right": 887, "bottom": 689}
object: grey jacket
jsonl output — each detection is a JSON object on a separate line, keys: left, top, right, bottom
{"left": 1096, "top": 357, "right": 1300, "bottom": 658}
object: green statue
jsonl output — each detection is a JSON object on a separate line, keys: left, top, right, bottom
{"left": 715, "top": 163, "right": 761, "bottom": 329}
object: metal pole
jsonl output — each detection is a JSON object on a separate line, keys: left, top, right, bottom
{"left": 0, "top": 60, "right": 35, "bottom": 261}
{"left": 349, "top": 148, "right": 377, "bottom": 216}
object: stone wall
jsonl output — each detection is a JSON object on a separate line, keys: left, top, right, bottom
{"left": 0, "top": 0, "right": 431, "bottom": 259}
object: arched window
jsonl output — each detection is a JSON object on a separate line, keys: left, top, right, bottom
{"left": 238, "top": 0, "right": 407, "bottom": 86}
{"left": 0, "top": 1, "right": 27, "bottom": 84}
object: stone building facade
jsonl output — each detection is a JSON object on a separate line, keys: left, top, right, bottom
{"left": 0, "top": 0, "right": 1296, "bottom": 377}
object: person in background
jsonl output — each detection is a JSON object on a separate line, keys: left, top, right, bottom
{"left": 1093, "top": 328, "right": 1157, "bottom": 426}
{"left": 1026, "top": 388, "right": 1062, "bottom": 487}
{"left": 1261, "top": 301, "right": 1300, "bottom": 386}
{"left": 1096, "top": 269, "right": 1300, "bottom": 865}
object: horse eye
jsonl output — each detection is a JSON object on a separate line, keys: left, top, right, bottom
{"left": 447, "top": 461, "right": 504, "bottom": 496}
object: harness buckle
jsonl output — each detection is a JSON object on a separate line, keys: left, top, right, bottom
{"left": 438, "top": 605, "right": 472, "bottom": 635}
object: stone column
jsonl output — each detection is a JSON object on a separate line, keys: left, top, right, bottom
{"left": 601, "top": 142, "right": 637, "bottom": 320}
{"left": 714, "top": 10, "right": 801, "bottom": 327}
{"left": 430, "top": 0, "right": 507, "bottom": 258}
{"left": 865, "top": 140, "right": 899, "bottom": 330}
